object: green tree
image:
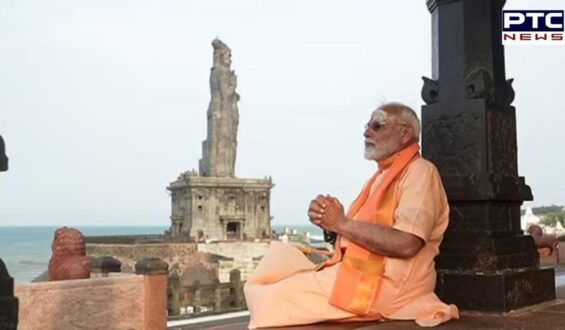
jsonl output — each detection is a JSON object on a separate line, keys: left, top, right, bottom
{"left": 540, "top": 212, "right": 565, "bottom": 227}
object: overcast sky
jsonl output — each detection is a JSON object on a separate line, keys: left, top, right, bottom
{"left": 1, "top": 0, "right": 564, "bottom": 226}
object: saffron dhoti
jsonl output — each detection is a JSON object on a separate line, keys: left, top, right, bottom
{"left": 245, "top": 148, "right": 459, "bottom": 328}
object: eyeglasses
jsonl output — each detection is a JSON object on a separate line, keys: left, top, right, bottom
{"left": 364, "top": 122, "right": 410, "bottom": 132}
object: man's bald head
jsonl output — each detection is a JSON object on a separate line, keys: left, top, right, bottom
{"left": 363, "top": 102, "right": 421, "bottom": 162}
{"left": 374, "top": 102, "right": 420, "bottom": 143}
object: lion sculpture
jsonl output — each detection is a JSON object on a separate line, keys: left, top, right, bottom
{"left": 48, "top": 227, "right": 92, "bottom": 281}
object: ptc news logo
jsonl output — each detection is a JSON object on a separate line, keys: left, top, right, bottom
{"left": 502, "top": 10, "right": 564, "bottom": 45}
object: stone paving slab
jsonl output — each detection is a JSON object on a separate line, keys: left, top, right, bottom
{"left": 175, "top": 300, "right": 565, "bottom": 330}
{"left": 171, "top": 268, "right": 565, "bottom": 330}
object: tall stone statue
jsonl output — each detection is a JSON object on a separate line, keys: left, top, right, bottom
{"left": 199, "top": 39, "right": 240, "bottom": 177}
{"left": 168, "top": 39, "right": 272, "bottom": 241}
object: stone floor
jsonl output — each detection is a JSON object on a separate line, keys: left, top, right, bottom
{"left": 171, "top": 266, "right": 565, "bottom": 330}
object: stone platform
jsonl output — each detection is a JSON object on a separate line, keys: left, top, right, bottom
{"left": 170, "top": 267, "right": 565, "bottom": 330}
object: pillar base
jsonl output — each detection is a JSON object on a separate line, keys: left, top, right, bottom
{"left": 0, "top": 299, "right": 18, "bottom": 330}
{"left": 0, "top": 258, "right": 18, "bottom": 330}
{"left": 436, "top": 267, "right": 556, "bottom": 312}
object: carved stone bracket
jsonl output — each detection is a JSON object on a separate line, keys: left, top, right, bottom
{"left": 504, "top": 78, "right": 515, "bottom": 106}
{"left": 421, "top": 77, "right": 439, "bottom": 104}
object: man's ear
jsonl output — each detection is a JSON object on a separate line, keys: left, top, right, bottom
{"left": 400, "top": 127, "right": 413, "bottom": 144}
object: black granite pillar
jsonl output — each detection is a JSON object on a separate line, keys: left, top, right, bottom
{"left": 0, "top": 136, "right": 17, "bottom": 329}
{"left": 0, "top": 259, "right": 18, "bottom": 329}
{"left": 0, "top": 135, "right": 7, "bottom": 172}
{"left": 421, "top": 0, "right": 555, "bottom": 312}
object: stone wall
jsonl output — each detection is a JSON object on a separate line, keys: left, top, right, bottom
{"left": 87, "top": 241, "right": 270, "bottom": 283}
{"left": 85, "top": 234, "right": 169, "bottom": 244}
{"left": 16, "top": 274, "right": 146, "bottom": 330}
{"left": 197, "top": 241, "right": 269, "bottom": 282}
{"left": 86, "top": 243, "right": 198, "bottom": 273}
{"left": 197, "top": 241, "right": 269, "bottom": 259}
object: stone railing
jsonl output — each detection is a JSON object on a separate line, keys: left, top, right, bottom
{"left": 15, "top": 256, "right": 169, "bottom": 330}
{"left": 167, "top": 269, "right": 246, "bottom": 318}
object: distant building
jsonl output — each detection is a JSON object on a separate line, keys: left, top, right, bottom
{"left": 167, "top": 39, "right": 273, "bottom": 241}
{"left": 555, "top": 220, "right": 564, "bottom": 232}
{"left": 521, "top": 206, "right": 540, "bottom": 231}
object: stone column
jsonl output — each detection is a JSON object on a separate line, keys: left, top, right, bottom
{"left": 229, "top": 269, "right": 245, "bottom": 309}
{"left": 191, "top": 281, "right": 202, "bottom": 313}
{"left": 422, "top": 0, "right": 555, "bottom": 311}
{"left": 0, "top": 135, "right": 7, "bottom": 171}
{"left": 214, "top": 280, "right": 223, "bottom": 311}
{"left": 0, "top": 259, "right": 18, "bottom": 330}
{"left": 0, "top": 137, "right": 16, "bottom": 328}
{"left": 168, "top": 271, "right": 181, "bottom": 316}
{"left": 90, "top": 256, "right": 122, "bottom": 278}
{"left": 135, "top": 258, "right": 169, "bottom": 330}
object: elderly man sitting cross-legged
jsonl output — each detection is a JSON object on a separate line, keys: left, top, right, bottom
{"left": 244, "top": 102, "right": 459, "bottom": 328}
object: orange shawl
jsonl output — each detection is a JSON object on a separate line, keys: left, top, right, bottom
{"left": 325, "top": 143, "right": 420, "bottom": 314}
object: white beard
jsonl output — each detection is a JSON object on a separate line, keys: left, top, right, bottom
{"left": 364, "top": 140, "right": 400, "bottom": 161}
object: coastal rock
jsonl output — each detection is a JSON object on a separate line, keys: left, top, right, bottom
{"left": 48, "top": 227, "right": 92, "bottom": 281}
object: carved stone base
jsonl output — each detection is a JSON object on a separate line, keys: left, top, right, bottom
{"left": 0, "top": 259, "right": 18, "bottom": 330}
{"left": 435, "top": 267, "right": 555, "bottom": 312}
{"left": 437, "top": 235, "right": 540, "bottom": 271}
{"left": 0, "top": 298, "right": 18, "bottom": 330}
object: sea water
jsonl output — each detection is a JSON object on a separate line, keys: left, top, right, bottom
{"left": 0, "top": 224, "right": 321, "bottom": 282}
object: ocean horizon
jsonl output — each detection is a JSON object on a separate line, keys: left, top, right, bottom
{"left": 0, "top": 224, "right": 322, "bottom": 283}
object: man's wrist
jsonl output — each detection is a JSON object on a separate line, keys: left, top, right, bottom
{"left": 335, "top": 216, "right": 350, "bottom": 236}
